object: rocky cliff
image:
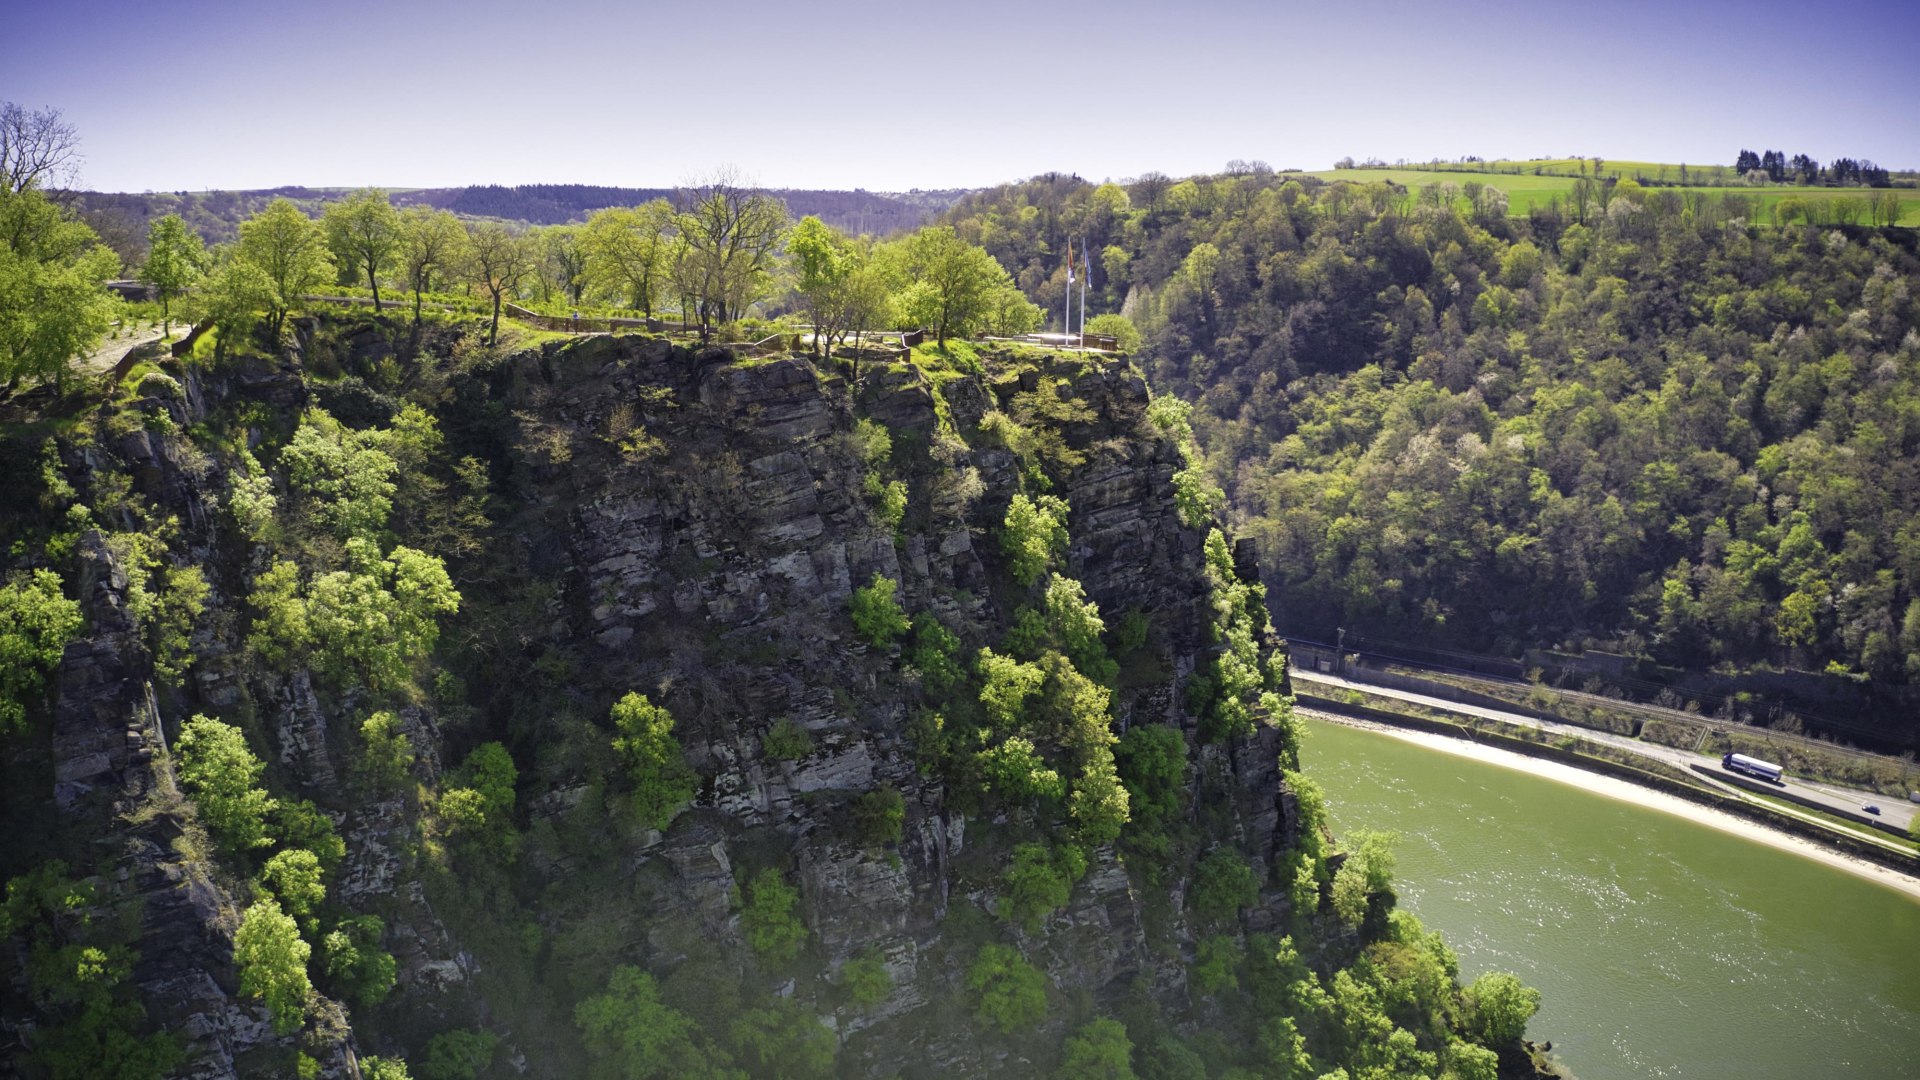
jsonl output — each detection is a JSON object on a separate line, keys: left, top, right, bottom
{"left": 1, "top": 317, "right": 1525, "bottom": 1080}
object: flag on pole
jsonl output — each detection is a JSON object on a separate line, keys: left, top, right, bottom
{"left": 1065, "top": 237, "right": 1074, "bottom": 284}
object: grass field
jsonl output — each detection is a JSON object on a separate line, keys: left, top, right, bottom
{"left": 1298, "top": 166, "right": 1920, "bottom": 225}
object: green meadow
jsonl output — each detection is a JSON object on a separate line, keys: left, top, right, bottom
{"left": 1299, "top": 165, "right": 1920, "bottom": 225}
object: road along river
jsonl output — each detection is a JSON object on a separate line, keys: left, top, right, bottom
{"left": 1305, "top": 716, "right": 1920, "bottom": 1079}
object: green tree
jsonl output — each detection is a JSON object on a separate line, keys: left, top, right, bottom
{"left": 279, "top": 408, "right": 398, "bottom": 539}
{"left": 1084, "top": 313, "right": 1141, "bottom": 353}
{"left": 190, "top": 253, "right": 276, "bottom": 353}
{"left": 851, "top": 785, "right": 906, "bottom": 847}
{"left": 537, "top": 223, "right": 589, "bottom": 305}
{"left": 1464, "top": 971, "right": 1541, "bottom": 1048}
{"left": 890, "top": 225, "right": 1012, "bottom": 346}
{"left": 838, "top": 951, "right": 893, "bottom": 1008}
{"left": 0, "top": 568, "right": 82, "bottom": 735}
{"left": 124, "top": 559, "right": 206, "bottom": 687}
{"left": 787, "top": 215, "right": 857, "bottom": 358}
{"left": 176, "top": 715, "right": 277, "bottom": 852}
{"left": 396, "top": 206, "right": 466, "bottom": 326}
{"left": 234, "top": 197, "right": 333, "bottom": 338}
{"left": 321, "top": 914, "right": 396, "bottom": 1007}
{"left": 322, "top": 189, "right": 401, "bottom": 310}
{"left": 610, "top": 691, "right": 697, "bottom": 830}
{"left": 233, "top": 898, "right": 311, "bottom": 1035}
{"left": 252, "top": 538, "right": 460, "bottom": 693}
{"left": 728, "top": 995, "right": 836, "bottom": 1080}
{"left": 1331, "top": 830, "right": 1396, "bottom": 928}
{"left": 761, "top": 717, "right": 814, "bottom": 761}
{"left": 909, "top": 614, "right": 964, "bottom": 692}
{"left": 0, "top": 184, "right": 119, "bottom": 391}
{"left": 1114, "top": 725, "right": 1186, "bottom": 829}
{"left": 354, "top": 711, "right": 416, "bottom": 793}
{"left": 582, "top": 201, "right": 675, "bottom": 317}
{"left": 739, "top": 869, "right": 807, "bottom": 963}
{"left": 1443, "top": 1040, "right": 1500, "bottom": 1080}
{"left": 1056, "top": 1017, "right": 1136, "bottom": 1080}
{"left": 998, "top": 842, "right": 1084, "bottom": 930}
{"left": 675, "top": 172, "right": 788, "bottom": 339}
{"left": 419, "top": 1030, "right": 499, "bottom": 1080}
{"left": 1191, "top": 848, "right": 1260, "bottom": 926}
{"left": 257, "top": 849, "right": 325, "bottom": 921}
{"left": 849, "top": 573, "right": 909, "bottom": 647}
{"left": 574, "top": 966, "right": 714, "bottom": 1080}
{"left": 464, "top": 220, "right": 533, "bottom": 345}
{"left": 966, "top": 944, "right": 1046, "bottom": 1034}
{"left": 1001, "top": 493, "right": 1070, "bottom": 587}
{"left": 361, "top": 1059, "right": 413, "bottom": 1080}
{"left": 976, "top": 648, "right": 1045, "bottom": 731}
{"left": 139, "top": 213, "right": 203, "bottom": 336}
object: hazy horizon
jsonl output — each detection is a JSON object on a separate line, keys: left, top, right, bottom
{"left": 6, "top": 0, "right": 1919, "bottom": 194}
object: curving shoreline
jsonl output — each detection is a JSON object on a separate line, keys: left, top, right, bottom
{"left": 1305, "top": 709, "right": 1920, "bottom": 903}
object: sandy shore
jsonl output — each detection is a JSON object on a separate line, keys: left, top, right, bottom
{"left": 1307, "top": 710, "right": 1920, "bottom": 903}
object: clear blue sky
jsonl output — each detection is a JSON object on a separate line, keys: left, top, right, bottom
{"left": 5, "top": 0, "right": 1918, "bottom": 193}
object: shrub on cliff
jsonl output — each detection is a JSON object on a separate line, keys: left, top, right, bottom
{"left": 610, "top": 692, "right": 696, "bottom": 831}
{"left": 0, "top": 568, "right": 82, "bottom": 736}
{"left": 176, "top": 715, "right": 278, "bottom": 853}
{"left": 967, "top": 944, "right": 1047, "bottom": 1034}
{"left": 1056, "top": 1017, "right": 1136, "bottom": 1080}
{"left": 234, "top": 898, "right": 310, "bottom": 1035}
{"left": 1000, "top": 493, "right": 1069, "bottom": 587}
{"left": 849, "top": 574, "right": 908, "bottom": 647}
{"left": 738, "top": 869, "right": 807, "bottom": 964}
{"left": 1465, "top": 971, "right": 1541, "bottom": 1048}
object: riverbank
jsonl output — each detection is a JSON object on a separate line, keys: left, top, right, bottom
{"left": 1303, "top": 708, "right": 1920, "bottom": 902}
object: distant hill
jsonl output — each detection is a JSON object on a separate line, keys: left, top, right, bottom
{"left": 69, "top": 183, "right": 968, "bottom": 267}
{"left": 393, "top": 183, "right": 965, "bottom": 236}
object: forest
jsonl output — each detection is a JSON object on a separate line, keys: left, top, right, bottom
{"left": 932, "top": 170, "right": 1920, "bottom": 686}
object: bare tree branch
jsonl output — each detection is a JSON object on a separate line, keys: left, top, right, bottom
{"left": 1, "top": 102, "right": 82, "bottom": 194}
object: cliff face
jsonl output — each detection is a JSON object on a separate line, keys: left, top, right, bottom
{"left": 7, "top": 321, "right": 1306, "bottom": 1079}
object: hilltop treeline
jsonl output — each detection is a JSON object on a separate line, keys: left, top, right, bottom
{"left": 1735, "top": 150, "right": 1892, "bottom": 188}
{"left": 941, "top": 172, "right": 1920, "bottom": 684}
{"left": 67, "top": 184, "right": 963, "bottom": 269}
{"left": 403, "top": 183, "right": 962, "bottom": 234}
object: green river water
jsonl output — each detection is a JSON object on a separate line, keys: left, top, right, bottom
{"left": 1304, "top": 718, "right": 1920, "bottom": 1079}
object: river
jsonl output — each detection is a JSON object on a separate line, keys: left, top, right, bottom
{"left": 1304, "top": 718, "right": 1920, "bottom": 1079}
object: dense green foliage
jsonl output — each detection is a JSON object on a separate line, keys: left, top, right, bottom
{"left": 233, "top": 897, "right": 311, "bottom": 1035}
{"left": 419, "top": 1029, "right": 500, "bottom": 1080}
{"left": 737, "top": 869, "right": 808, "bottom": 964}
{"left": 176, "top": 715, "right": 278, "bottom": 852}
{"left": 0, "top": 863, "right": 181, "bottom": 1079}
{"left": 941, "top": 169, "right": 1920, "bottom": 683}
{"left": 966, "top": 943, "right": 1047, "bottom": 1034}
{"left": 997, "top": 841, "right": 1086, "bottom": 929}
{"left": 1056, "top": 1018, "right": 1137, "bottom": 1080}
{"left": 321, "top": 914, "right": 397, "bottom": 1008}
{"left": 849, "top": 573, "right": 909, "bottom": 646}
{"left": 610, "top": 691, "right": 697, "bottom": 829}
{"left": 1000, "top": 492, "right": 1069, "bottom": 586}
{"left": 0, "top": 568, "right": 82, "bottom": 734}
{"left": 1463, "top": 971, "right": 1541, "bottom": 1048}
{"left": 0, "top": 184, "right": 118, "bottom": 389}
{"left": 575, "top": 965, "right": 732, "bottom": 1080}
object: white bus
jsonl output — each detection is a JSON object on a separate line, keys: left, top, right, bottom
{"left": 1722, "top": 752, "right": 1784, "bottom": 783}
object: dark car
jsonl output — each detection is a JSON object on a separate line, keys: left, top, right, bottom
{"left": 1863, "top": 804, "right": 1882, "bottom": 815}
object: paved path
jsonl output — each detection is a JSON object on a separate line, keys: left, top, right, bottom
{"left": 1295, "top": 669, "right": 1918, "bottom": 835}
{"left": 77, "top": 322, "right": 175, "bottom": 375}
